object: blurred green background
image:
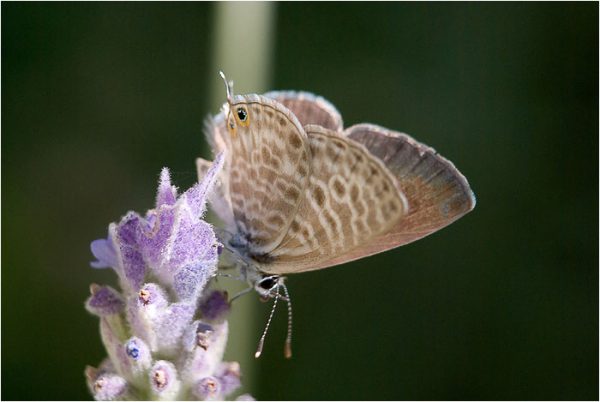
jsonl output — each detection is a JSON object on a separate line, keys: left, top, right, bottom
{"left": 2, "top": 2, "right": 598, "bottom": 400}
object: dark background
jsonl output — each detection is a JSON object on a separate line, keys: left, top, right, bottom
{"left": 2, "top": 2, "right": 598, "bottom": 400}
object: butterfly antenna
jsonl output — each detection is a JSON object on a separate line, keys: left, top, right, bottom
{"left": 281, "top": 283, "right": 293, "bottom": 359}
{"left": 219, "top": 71, "right": 234, "bottom": 104}
{"left": 255, "top": 287, "right": 280, "bottom": 358}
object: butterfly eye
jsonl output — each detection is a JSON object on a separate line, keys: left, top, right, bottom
{"left": 237, "top": 107, "right": 247, "bottom": 121}
{"left": 236, "top": 106, "right": 250, "bottom": 127}
{"left": 259, "top": 276, "right": 277, "bottom": 290}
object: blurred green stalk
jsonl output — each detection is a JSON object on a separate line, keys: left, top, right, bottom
{"left": 209, "top": 1, "right": 277, "bottom": 397}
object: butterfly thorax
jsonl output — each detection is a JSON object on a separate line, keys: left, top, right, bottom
{"left": 228, "top": 230, "right": 275, "bottom": 263}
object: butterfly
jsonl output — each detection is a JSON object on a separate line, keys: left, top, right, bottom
{"left": 197, "top": 73, "right": 476, "bottom": 357}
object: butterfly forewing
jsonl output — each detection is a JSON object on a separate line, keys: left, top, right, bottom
{"left": 261, "top": 125, "right": 408, "bottom": 274}
{"left": 223, "top": 94, "right": 312, "bottom": 255}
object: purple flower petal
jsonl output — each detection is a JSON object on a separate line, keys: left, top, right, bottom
{"left": 154, "top": 302, "right": 195, "bottom": 354}
{"left": 85, "top": 285, "right": 124, "bottom": 316}
{"left": 173, "top": 260, "right": 215, "bottom": 302}
{"left": 158, "top": 202, "right": 219, "bottom": 301}
{"left": 156, "top": 168, "right": 178, "bottom": 208}
{"left": 137, "top": 207, "right": 176, "bottom": 268}
{"left": 185, "top": 151, "right": 225, "bottom": 218}
{"left": 90, "top": 238, "right": 118, "bottom": 269}
{"left": 115, "top": 213, "right": 146, "bottom": 291}
{"left": 168, "top": 206, "right": 215, "bottom": 268}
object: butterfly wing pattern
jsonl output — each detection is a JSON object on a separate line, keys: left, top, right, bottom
{"left": 198, "top": 88, "right": 475, "bottom": 275}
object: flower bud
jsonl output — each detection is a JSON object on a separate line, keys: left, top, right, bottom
{"left": 216, "top": 361, "right": 242, "bottom": 397}
{"left": 199, "top": 290, "right": 230, "bottom": 322}
{"left": 180, "top": 321, "right": 228, "bottom": 384}
{"left": 149, "top": 360, "right": 180, "bottom": 400}
{"left": 89, "top": 372, "right": 128, "bottom": 401}
{"left": 118, "top": 337, "right": 151, "bottom": 385}
{"left": 85, "top": 285, "right": 124, "bottom": 316}
{"left": 193, "top": 376, "right": 221, "bottom": 401}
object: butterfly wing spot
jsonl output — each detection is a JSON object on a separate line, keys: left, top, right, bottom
{"left": 275, "top": 179, "right": 287, "bottom": 194}
{"left": 297, "top": 164, "right": 308, "bottom": 177}
{"left": 356, "top": 219, "right": 368, "bottom": 233}
{"left": 329, "top": 175, "right": 347, "bottom": 203}
{"left": 266, "top": 213, "right": 286, "bottom": 229}
{"left": 298, "top": 149, "right": 310, "bottom": 168}
{"left": 258, "top": 166, "right": 277, "bottom": 185}
{"left": 354, "top": 199, "right": 366, "bottom": 216}
{"left": 300, "top": 226, "right": 311, "bottom": 239}
{"left": 289, "top": 219, "right": 301, "bottom": 233}
{"left": 247, "top": 202, "right": 260, "bottom": 215}
{"left": 350, "top": 184, "right": 360, "bottom": 202}
{"left": 332, "top": 177, "right": 345, "bottom": 197}
{"left": 368, "top": 164, "right": 380, "bottom": 179}
{"left": 333, "top": 141, "right": 346, "bottom": 151}
{"left": 325, "top": 144, "right": 341, "bottom": 161}
{"left": 312, "top": 185, "right": 326, "bottom": 208}
{"left": 441, "top": 200, "right": 452, "bottom": 218}
{"left": 285, "top": 186, "right": 300, "bottom": 203}
{"left": 264, "top": 151, "right": 282, "bottom": 169}
{"left": 248, "top": 167, "right": 257, "bottom": 181}
{"left": 261, "top": 146, "right": 271, "bottom": 164}
{"left": 288, "top": 133, "right": 303, "bottom": 150}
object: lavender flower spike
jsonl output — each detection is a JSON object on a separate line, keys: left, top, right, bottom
{"left": 85, "top": 152, "right": 250, "bottom": 400}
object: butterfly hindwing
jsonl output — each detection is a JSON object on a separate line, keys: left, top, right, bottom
{"left": 342, "top": 123, "right": 476, "bottom": 251}
{"left": 264, "top": 91, "right": 344, "bottom": 132}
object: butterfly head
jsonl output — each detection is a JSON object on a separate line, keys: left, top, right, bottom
{"left": 219, "top": 71, "right": 252, "bottom": 138}
{"left": 253, "top": 274, "right": 285, "bottom": 301}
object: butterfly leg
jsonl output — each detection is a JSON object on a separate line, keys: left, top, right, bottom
{"left": 229, "top": 285, "right": 254, "bottom": 303}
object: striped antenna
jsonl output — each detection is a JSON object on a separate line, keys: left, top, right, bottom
{"left": 255, "top": 286, "right": 280, "bottom": 358}
{"left": 281, "top": 283, "right": 293, "bottom": 359}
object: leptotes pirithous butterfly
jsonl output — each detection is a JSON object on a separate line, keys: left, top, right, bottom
{"left": 197, "top": 73, "right": 476, "bottom": 357}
